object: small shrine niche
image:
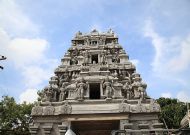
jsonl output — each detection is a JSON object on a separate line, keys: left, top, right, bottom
{"left": 91, "top": 54, "right": 98, "bottom": 64}
{"left": 89, "top": 83, "right": 101, "bottom": 99}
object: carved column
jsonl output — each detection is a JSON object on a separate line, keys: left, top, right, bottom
{"left": 58, "top": 125, "right": 67, "bottom": 135}
{"left": 42, "top": 125, "right": 52, "bottom": 135}
{"left": 29, "top": 124, "right": 39, "bottom": 135}
{"left": 58, "top": 121, "right": 69, "bottom": 135}
{"left": 123, "top": 122, "right": 133, "bottom": 135}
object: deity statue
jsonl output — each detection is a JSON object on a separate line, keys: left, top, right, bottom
{"left": 83, "top": 50, "right": 89, "bottom": 66}
{"left": 49, "top": 76, "right": 59, "bottom": 101}
{"left": 43, "top": 86, "right": 52, "bottom": 102}
{"left": 100, "top": 52, "right": 106, "bottom": 65}
{"left": 70, "top": 56, "right": 78, "bottom": 65}
{"left": 122, "top": 77, "right": 133, "bottom": 99}
{"left": 112, "top": 52, "right": 120, "bottom": 63}
{"left": 131, "top": 74, "right": 147, "bottom": 99}
{"left": 76, "top": 77, "right": 87, "bottom": 100}
{"left": 102, "top": 76, "right": 113, "bottom": 99}
{"left": 59, "top": 82, "right": 69, "bottom": 101}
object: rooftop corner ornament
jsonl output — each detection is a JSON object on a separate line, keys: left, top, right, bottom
{"left": 0, "top": 55, "right": 6, "bottom": 70}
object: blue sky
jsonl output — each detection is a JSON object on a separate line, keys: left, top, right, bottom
{"left": 0, "top": 0, "right": 190, "bottom": 103}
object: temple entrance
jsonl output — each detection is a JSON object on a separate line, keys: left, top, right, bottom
{"left": 72, "top": 120, "right": 119, "bottom": 135}
{"left": 89, "top": 83, "right": 100, "bottom": 99}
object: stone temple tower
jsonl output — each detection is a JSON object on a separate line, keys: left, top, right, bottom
{"left": 30, "top": 29, "right": 164, "bottom": 135}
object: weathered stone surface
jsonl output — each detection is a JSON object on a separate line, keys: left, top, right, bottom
{"left": 30, "top": 29, "right": 164, "bottom": 135}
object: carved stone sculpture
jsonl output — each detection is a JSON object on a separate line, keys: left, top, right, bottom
{"left": 60, "top": 101, "right": 72, "bottom": 114}
{"left": 76, "top": 77, "right": 87, "bottom": 100}
{"left": 31, "top": 106, "right": 43, "bottom": 115}
{"left": 119, "top": 100, "right": 130, "bottom": 112}
{"left": 102, "top": 76, "right": 113, "bottom": 99}
{"left": 43, "top": 106, "right": 55, "bottom": 115}
{"left": 59, "top": 82, "right": 69, "bottom": 101}
{"left": 131, "top": 73, "right": 147, "bottom": 99}
{"left": 122, "top": 78, "right": 133, "bottom": 99}
{"left": 83, "top": 50, "right": 89, "bottom": 66}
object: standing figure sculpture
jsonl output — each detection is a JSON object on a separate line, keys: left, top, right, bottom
{"left": 122, "top": 77, "right": 133, "bottom": 99}
{"left": 83, "top": 50, "right": 89, "bottom": 66}
{"left": 131, "top": 74, "right": 147, "bottom": 99}
{"left": 59, "top": 82, "right": 69, "bottom": 101}
{"left": 42, "top": 86, "right": 52, "bottom": 102}
{"left": 100, "top": 52, "right": 106, "bottom": 65}
{"left": 49, "top": 76, "right": 59, "bottom": 102}
{"left": 103, "top": 76, "right": 113, "bottom": 99}
{"left": 76, "top": 77, "right": 87, "bottom": 100}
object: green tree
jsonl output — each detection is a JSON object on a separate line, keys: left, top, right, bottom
{"left": 0, "top": 96, "right": 34, "bottom": 135}
{"left": 156, "top": 97, "right": 187, "bottom": 129}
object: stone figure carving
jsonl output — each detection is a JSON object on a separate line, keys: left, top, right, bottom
{"left": 31, "top": 106, "right": 43, "bottom": 115}
{"left": 100, "top": 52, "right": 106, "bottom": 65}
{"left": 119, "top": 100, "right": 130, "bottom": 112}
{"left": 43, "top": 106, "right": 55, "bottom": 115}
{"left": 71, "top": 47, "right": 79, "bottom": 57}
{"left": 102, "top": 76, "right": 114, "bottom": 99}
{"left": 49, "top": 76, "right": 59, "bottom": 101}
{"left": 110, "top": 45, "right": 120, "bottom": 63}
{"left": 76, "top": 77, "right": 88, "bottom": 100}
{"left": 131, "top": 74, "right": 147, "bottom": 99}
{"left": 70, "top": 56, "right": 78, "bottom": 65}
{"left": 83, "top": 50, "right": 89, "bottom": 66}
{"left": 59, "top": 82, "right": 69, "bottom": 101}
{"left": 150, "top": 99, "right": 161, "bottom": 112}
{"left": 37, "top": 89, "right": 46, "bottom": 102}
{"left": 60, "top": 101, "right": 72, "bottom": 114}
{"left": 111, "top": 70, "right": 118, "bottom": 78}
{"left": 60, "top": 69, "right": 70, "bottom": 85}
{"left": 131, "top": 100, "right": 146, "bottom": 113}
{"left": 122, "top": 78, "right": 133, "bottom": 99}
{"left": 43, "top": 86, "right": 53, "bottom": 102}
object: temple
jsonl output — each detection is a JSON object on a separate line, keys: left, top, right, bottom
{"left": 30, "top": 29, "right": 164, "bottom": 135}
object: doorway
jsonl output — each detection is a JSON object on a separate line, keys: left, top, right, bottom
{"left": 91, "top": 54, "right": 98, "bottom": 64}
{"left": 89, "top": 83, "right": 100, "bottom": 99}
{"left": 72, "top": 120, "right": 119, "bottom": 135}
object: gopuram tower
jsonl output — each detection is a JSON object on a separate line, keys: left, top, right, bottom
{"left": 30, "top": 29, "right": 164, "bottom": 135}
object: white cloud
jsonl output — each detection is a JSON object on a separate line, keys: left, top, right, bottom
{"left": 0, "top": 0, "right": 59, "bottom": 101}
{"left": 177, "top": 91, "right": 190, "bottom": 102}
{"left": 143, "top": 19, "right": 190, "bottom": 75}
{"left": 9, "top": 38, "right": 48, "bottom": 68}
{"left": 143, "top": 19, "right": 190, "bottom": 100}
{"left": 167, "top": 35, "right": 190, "bottom": 72}
{"left": 161, "top": 92, "right": 172, "bottom": 98}
{"left": 0, "top": 0, "right": 39, "bottom": 37}
{"left": 19, "top": 89, "right": 38, "bottom": 103}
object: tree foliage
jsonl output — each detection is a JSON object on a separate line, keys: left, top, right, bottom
{"left": 0, "top": 96, "right": 34, "bottom": 135}
{"left": 156, "top": 97, "right": 187, "bottom": 129}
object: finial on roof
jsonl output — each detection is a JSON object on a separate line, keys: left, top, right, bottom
{"left": 107, "top": 28, "right": 114, "bottom": 34}
{"left": 91, "top": 29, "right": 98, "bottom": 33}
{"left": 75, "top": 31, "right": 82, "bottom": 37}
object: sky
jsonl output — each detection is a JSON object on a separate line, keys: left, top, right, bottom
{"left": 0, "top": 0, "right": 190, "bottom": 103}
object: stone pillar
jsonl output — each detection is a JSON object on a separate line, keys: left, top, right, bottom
{"left": 58, "top": 121, "right": 70, "bottom": 135}
{"left": 58, "top": 125, "right": 67, "bottom": 135}
{"left": 42, "top": 125, "right": 52, "bottom": 135}
{"left": 29, "top": 124, "right": 39, "bottom": 135}
{"left": 120, "top": 120, "right": 131, "bottom": 135}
